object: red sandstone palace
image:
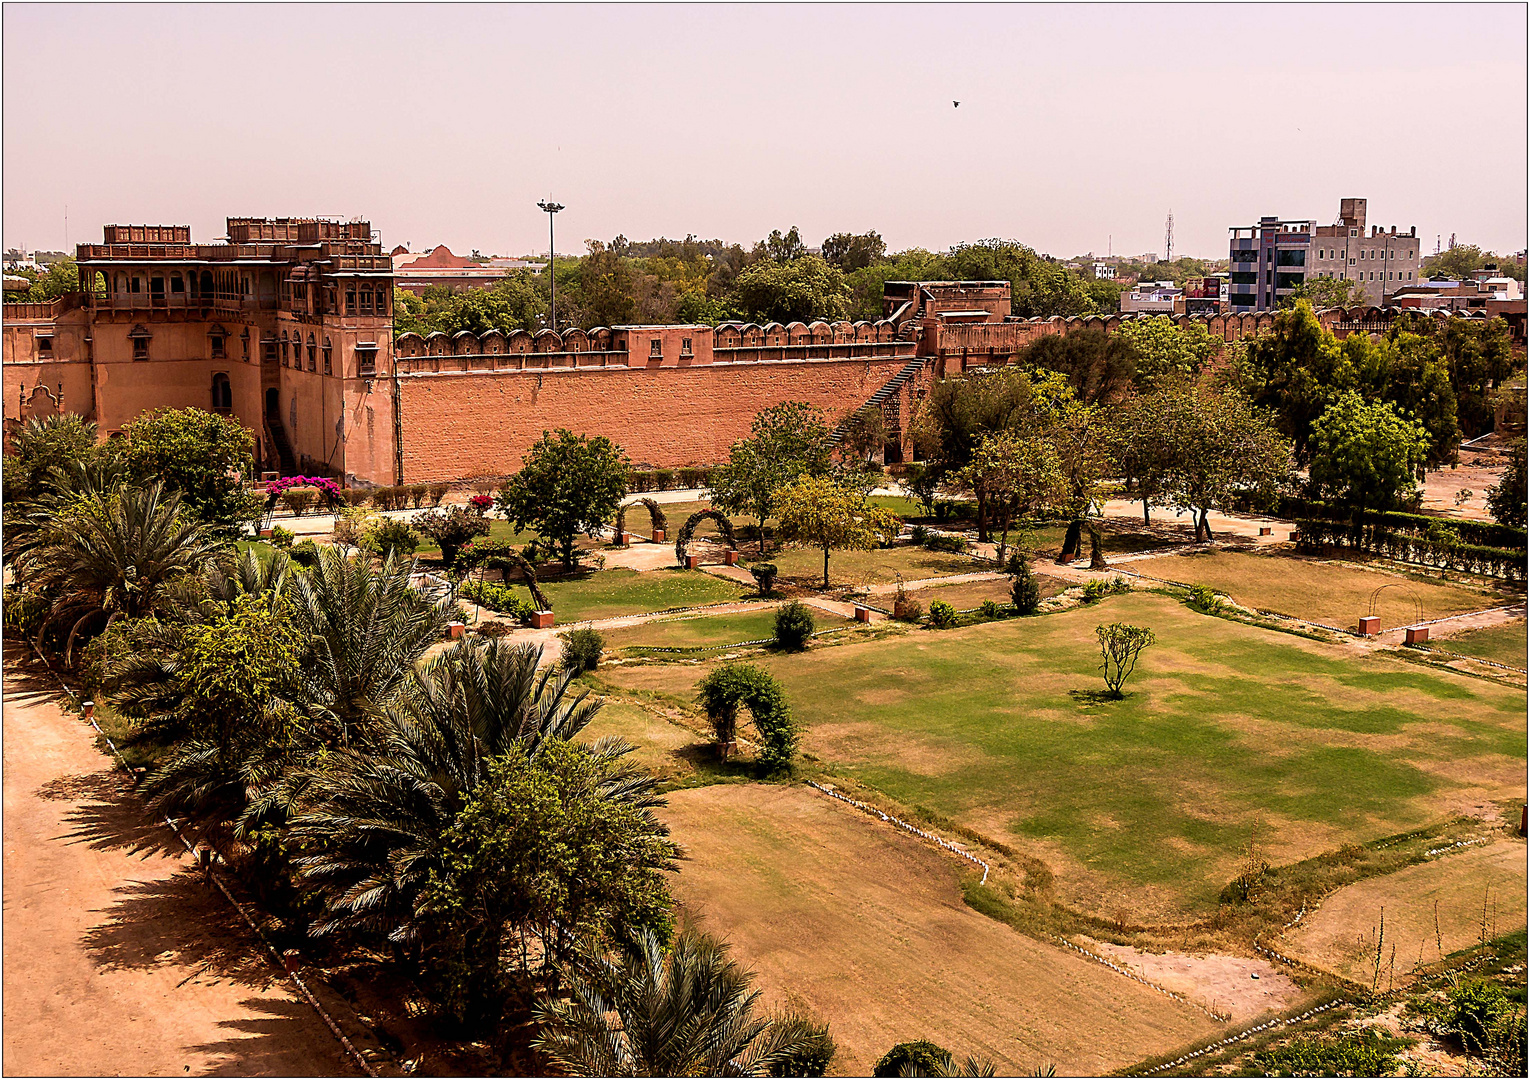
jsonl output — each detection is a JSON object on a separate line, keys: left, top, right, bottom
{"left": 4, "top": 215, "right": 1494, "bottom": 487}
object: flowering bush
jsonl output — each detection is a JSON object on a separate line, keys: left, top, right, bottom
{"left": 267, "top": 475, "right": 341, "bottom": 501}
{"left": 468, "top": 493, "right": 493, "bottom": 513}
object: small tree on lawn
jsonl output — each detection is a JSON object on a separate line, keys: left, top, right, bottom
{"left": 1308, "top": 391, "right": 1430, "bottom": 515}
{"left": 902, "top": 461, "right": 942, "bottom": 519}
{"left": 416, "top": 505, "right": 490, "bottom": 570}
{"left": 774, "top": 475, "right": 900, "bottom": 589}
{"left": 495, "top": 429, "right": 629, "bottom": 571}
{"left": 1096, "top": 622, "right": 1156, "bottom": 699}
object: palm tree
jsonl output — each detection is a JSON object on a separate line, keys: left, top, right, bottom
{"left": 19, "top": 481, "right": 220, "bottom": 665}
{"left": 291, "top": 638, "right": 651, "bottom": 945}
{"left": 286, "top": 545, "right": 453, "bottom": 745}
{"left": 532, "top": 925, "right": 826, "bottom": 1077}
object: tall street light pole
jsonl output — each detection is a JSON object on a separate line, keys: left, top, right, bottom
{"left": 538, "top": 199, "right": 564, "bottom": 331}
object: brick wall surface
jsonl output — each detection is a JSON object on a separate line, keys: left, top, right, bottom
{"left": 396, "top": 355, "right": 914, "bottom": 481}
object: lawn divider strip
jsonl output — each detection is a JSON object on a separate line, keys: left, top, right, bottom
{"left": 1132, "top": 999, "right": 1351, "bottom": 1076}
{"left": 22, "top": 640, "right": 386, "bottom": 1079}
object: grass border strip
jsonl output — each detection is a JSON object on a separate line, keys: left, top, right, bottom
{"left": 20, "top": 640, "right": 385, "bottom": 1080}
{"left": 1133, "top": 999, "right": 1351, "bottom": 1076}
{"left": 806, "top": 780, "right": 990, "bottom": 885}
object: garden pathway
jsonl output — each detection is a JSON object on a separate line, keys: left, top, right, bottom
{"left": 1, "top": 645, "right": 350, "bottom": 1076}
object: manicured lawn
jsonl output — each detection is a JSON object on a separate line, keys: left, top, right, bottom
{"left": 234, "top": 539, "right": 279, "bottom": 564}
{"left": 1026, "top": 522, "right": 1177, "bottom": 557}
{"left": 600, "top": 607, "right": 859, "bottom": 655}
{"left": 1435, "top": 620, "right": 1528, "bottom": 668}
{"left": 500, "top": 568, "right": 748, "bottom": 623}
{"left": 411, "top": 517, "right": 541, "bottom": 556}
{"left": 1129, "top": 549, "right": 1503, "bottom": 630}
{"left": 599, "top": 592, "right": 1527, "bottom": 918}
{"left": 749, "top": 544, "right": 980, "bottom": 588}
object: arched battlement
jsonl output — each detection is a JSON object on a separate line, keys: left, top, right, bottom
{"left": 453, "top": 330, "right": 479, "bottom": 355}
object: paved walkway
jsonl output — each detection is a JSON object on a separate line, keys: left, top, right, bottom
{"left": 1, "top": 645, "right": 351, "bottom": 1077}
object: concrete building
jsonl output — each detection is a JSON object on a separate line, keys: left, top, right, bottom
{"left": 1229, "top": 199, "right": 1420, "bottom": 311}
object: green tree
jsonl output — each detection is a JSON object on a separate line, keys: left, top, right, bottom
{"left": 710, "top": 403, "right": 832, "bottom": 552}
{"left": 774, "top": 474, "right": 900, "bottom": 588}
{"left": 496, "top": 429, "right": 630, "bottom": 571}
{"left": 953, "top": 431, "right": 1066, "bottom": 565}
{"left": 1286, "top": 276, "right": 1368, "bottom": 310}
{"left": 2, "top": 412, "right": 102, "bottom": 503}
{"left": 2, "top": 257, "right": 81, "bottom": 304}
{"left": 1020, "top": 328, "right": 1138, "bottom": 405}
{"left": 575, "top": 241, "right": 637, "bottom": 328}
{"left": 1150, "top": 384, "right": 1292, "bottom": 541}
{"left": 19, "top": 482, "right": 221, "bottom": 665}
{"left": 415, "top": 505, "right": 491, "bottom": 570}
{"left": 1486, "top": 438, "right": 1526, "bottom": 527}
{"left": 1115, "top": 315, "right": 1220, "bottom": 392}
{"left": 421, "top": 740, "right": 679, "bottom": 1024}
{"left": 820, "top": 231, "right": 886, "bottom": 272}
{"left": 1239, "top": 301, "right": 1351, "bottom": 463}
{"left": 1308, "top": 391, "right": 1430, "bottom": 513}
{"left": 732, "top": 256, "right": 849, "bottom": 323}
{"left": 762, "top": 226, "right": 808, "bottom": 263}
{"left": 120, "top": 407, "right": 261, "bottom": 529}
{"left": 533, "top": 925, "right": 825, "bottom": 1077}
{"left": 1085, "top": 277, "right": 1122, "bottom": 314}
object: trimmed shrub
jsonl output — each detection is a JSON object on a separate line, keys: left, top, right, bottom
{"left": 695, "top": 661, "right": 797, "bottom": 771}
{"left": 370, "top": 518, "right": 419, "bottom": 558}
{"left": 268, "top": 525, "right": 295, "bottom": 549}
{"left": 1010, "top": 560, "right": 1041, "bottom": 615}
{"left": 459, "top": 579, "right": 536, "bottom": 625}
{"left": 407, "top": 484, "right": 428, "bottom": 509}
{"left": 773, "top": 601, "right": 815, "bottom": 651}
{"left": 927, "top": 600, "right": 957, "bottom": 628}
{"left": 288, "top": 539, "right": 320, "bottom": 567}
{"left": 679, "top": 467, "right": 709, "bottom": 489}
{"left": 909, "top": 524, "right": 929, "bottom": 544}
{"left": 559, "top": 628, "right": 604, "bottom": 674}
{"left": 280, "top": 487, "right": 317, "bottom": 517}
{"left": 339, "top": 487, "right": 371, "bottom": 508}
{"left": 1188, "top": 584, "right": 1223, "bottom": 614}
{"left": 922, "top": 532, "right": 969, "bottom": 554}
{"left": 893, "top": 596, "right": 923, "bottom": 622}
{"left": 652, "top": 468, "right": 676, "bottom": 491}
{"left": 1081, "top": 576, "right": 1130, "bottom": 602}
{"left": 427, "top": 482, "right": 450, "bottom": 507}
{"left": 628, "top": 469, "right": 655, "bottom": 493}
{"left": 749, "top": 562, "right": 779, "bottom": 596}
{"left": 415, "top": 505, "right": 491, "bottom": 569}
{"left": 872, "top": 1041, "right": 951, "bottom": 1078}
{"left": 979, "top": 599, "right": 1003, "bottom": 619}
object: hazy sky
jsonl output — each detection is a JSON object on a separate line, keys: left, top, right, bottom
{"left": 4, "top": 3, "right": 1526, "bottom": 259}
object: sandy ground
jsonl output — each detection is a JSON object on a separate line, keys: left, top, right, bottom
{"left": 1079, "top": 939, "right": 1303, "bottom": 1023}
{"left": 660, "top": 783, "right": 1218, "bottom": 1076}
{"left": 2, "top": 647, "right": 349, "bottom": 1077}
{"left": 1279, "top": 839, "right": 1528, "bottom": 986}
{"left": 1419, "top": 450, "right": 1508, "bottom": 522}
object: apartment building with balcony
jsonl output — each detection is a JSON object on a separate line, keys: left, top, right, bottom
{"left": 1228, "top": 199, "right": 1420, "bottom": 311}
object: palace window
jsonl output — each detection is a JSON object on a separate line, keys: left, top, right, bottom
{"left": 307, "top": 336, "right": 317, "bottom": 372}
{"left": 37, "top": 335, "right": 53, "bottom": 356}
{"left": 211, "top": 334, "right": 226, "bottom": 359}
{"left": 681, "top": 337, "right": 693, "bottom": 355}
{"left": 345, "top": 289, "right": 356, "bottom": 314}
{"left": 241, "top": 328, "right": 251, "bottom": 361}
{"left": 211, "top": 372, "right": 232, "bottom": 411}
{"left": 359, "top": 290, "right": 373, "bottom": 315}
{"left": 649, "top": 339, "right": 662, "bottom": 358}
{"left": 133, "top": 337, "right": 149, "bottom": 361}
{"left": 323, "top": 338, "right": 332, "bottom": 375}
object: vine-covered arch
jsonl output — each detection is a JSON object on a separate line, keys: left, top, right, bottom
{"left": 695, "top": 662, "right": 796, "bottom": 770}
{"left": 614, "top": 497, "right": 668, "bottom": 539}
{"left": 675, "top": 509, "right": 737, "bottom": 563}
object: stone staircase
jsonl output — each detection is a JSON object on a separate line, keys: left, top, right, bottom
{"left": 267, "top": 421, "right": 297, "bottom": 475}
{"left": 827, "top": 356, "right": 931, "bottom": 447}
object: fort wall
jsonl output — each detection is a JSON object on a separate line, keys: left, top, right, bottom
{"left": 394, "top": 354, "right": 921, "bottom": 481}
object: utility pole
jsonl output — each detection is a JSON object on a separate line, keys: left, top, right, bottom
{"left": 1164, "top": 211, "right": 1174, "bottom": 263}
{"left": 538, "top": 199, "right": 564, "bottom": 331}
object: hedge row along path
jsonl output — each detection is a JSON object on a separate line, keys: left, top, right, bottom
{"left": 1, "top": 643, "right": 361, "bottom": 1077}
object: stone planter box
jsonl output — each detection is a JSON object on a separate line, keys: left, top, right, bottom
{"left": 259, "top": 528, "right": 273, "bottom": 539}
{"left": 1357, "top": 616, "right": 1380, "bottom": 636}
{"left": 1258, "top": 526, "right": 1272, "bottom": 536}
{"left": 530, "top": 609, "right": 555, "bottom": 629}
{"left": 652, "top": 528, "right": 666, "bottom": 544}
{"left": 723, "top": 549, "right": 739, "bottom": 566}
{"left": 854, "top": 605, "right": 873, "bottom": 623}
{"left": 1289, "top": 531, "right": 1300, "bottom": 542}
{"left": 448, "top": 621, "right": 466, "bottom": 640}
{"left": 684, "top": 553, "right": 702, "bottom": 570}
{"left": 1405, "top": 626, "right": 1430, "bottom": 645}
{"left": 619, "top": 532, "right": 633, "bottom": 547}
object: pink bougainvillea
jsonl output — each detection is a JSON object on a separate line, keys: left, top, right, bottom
{"left": 266, "top": 475, "right": 341, "bottom": 500}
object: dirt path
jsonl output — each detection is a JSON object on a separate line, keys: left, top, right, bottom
{"left": 2, "top": 648, "right": 349, "bottom": 1077}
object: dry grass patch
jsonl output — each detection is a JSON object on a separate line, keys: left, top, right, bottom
{"left": 1279, "top": 840, "right": 1528, "bottom": 986}
{"left": 1128, "top": 549, "right": 1502, "bottom": 630}
{"left": 660, "top": 783, "right": 1219, "bottom": 1075}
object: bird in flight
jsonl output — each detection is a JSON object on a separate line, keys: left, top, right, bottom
{"left": 953, "top": 101, "right": 960, "bottom": 107}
